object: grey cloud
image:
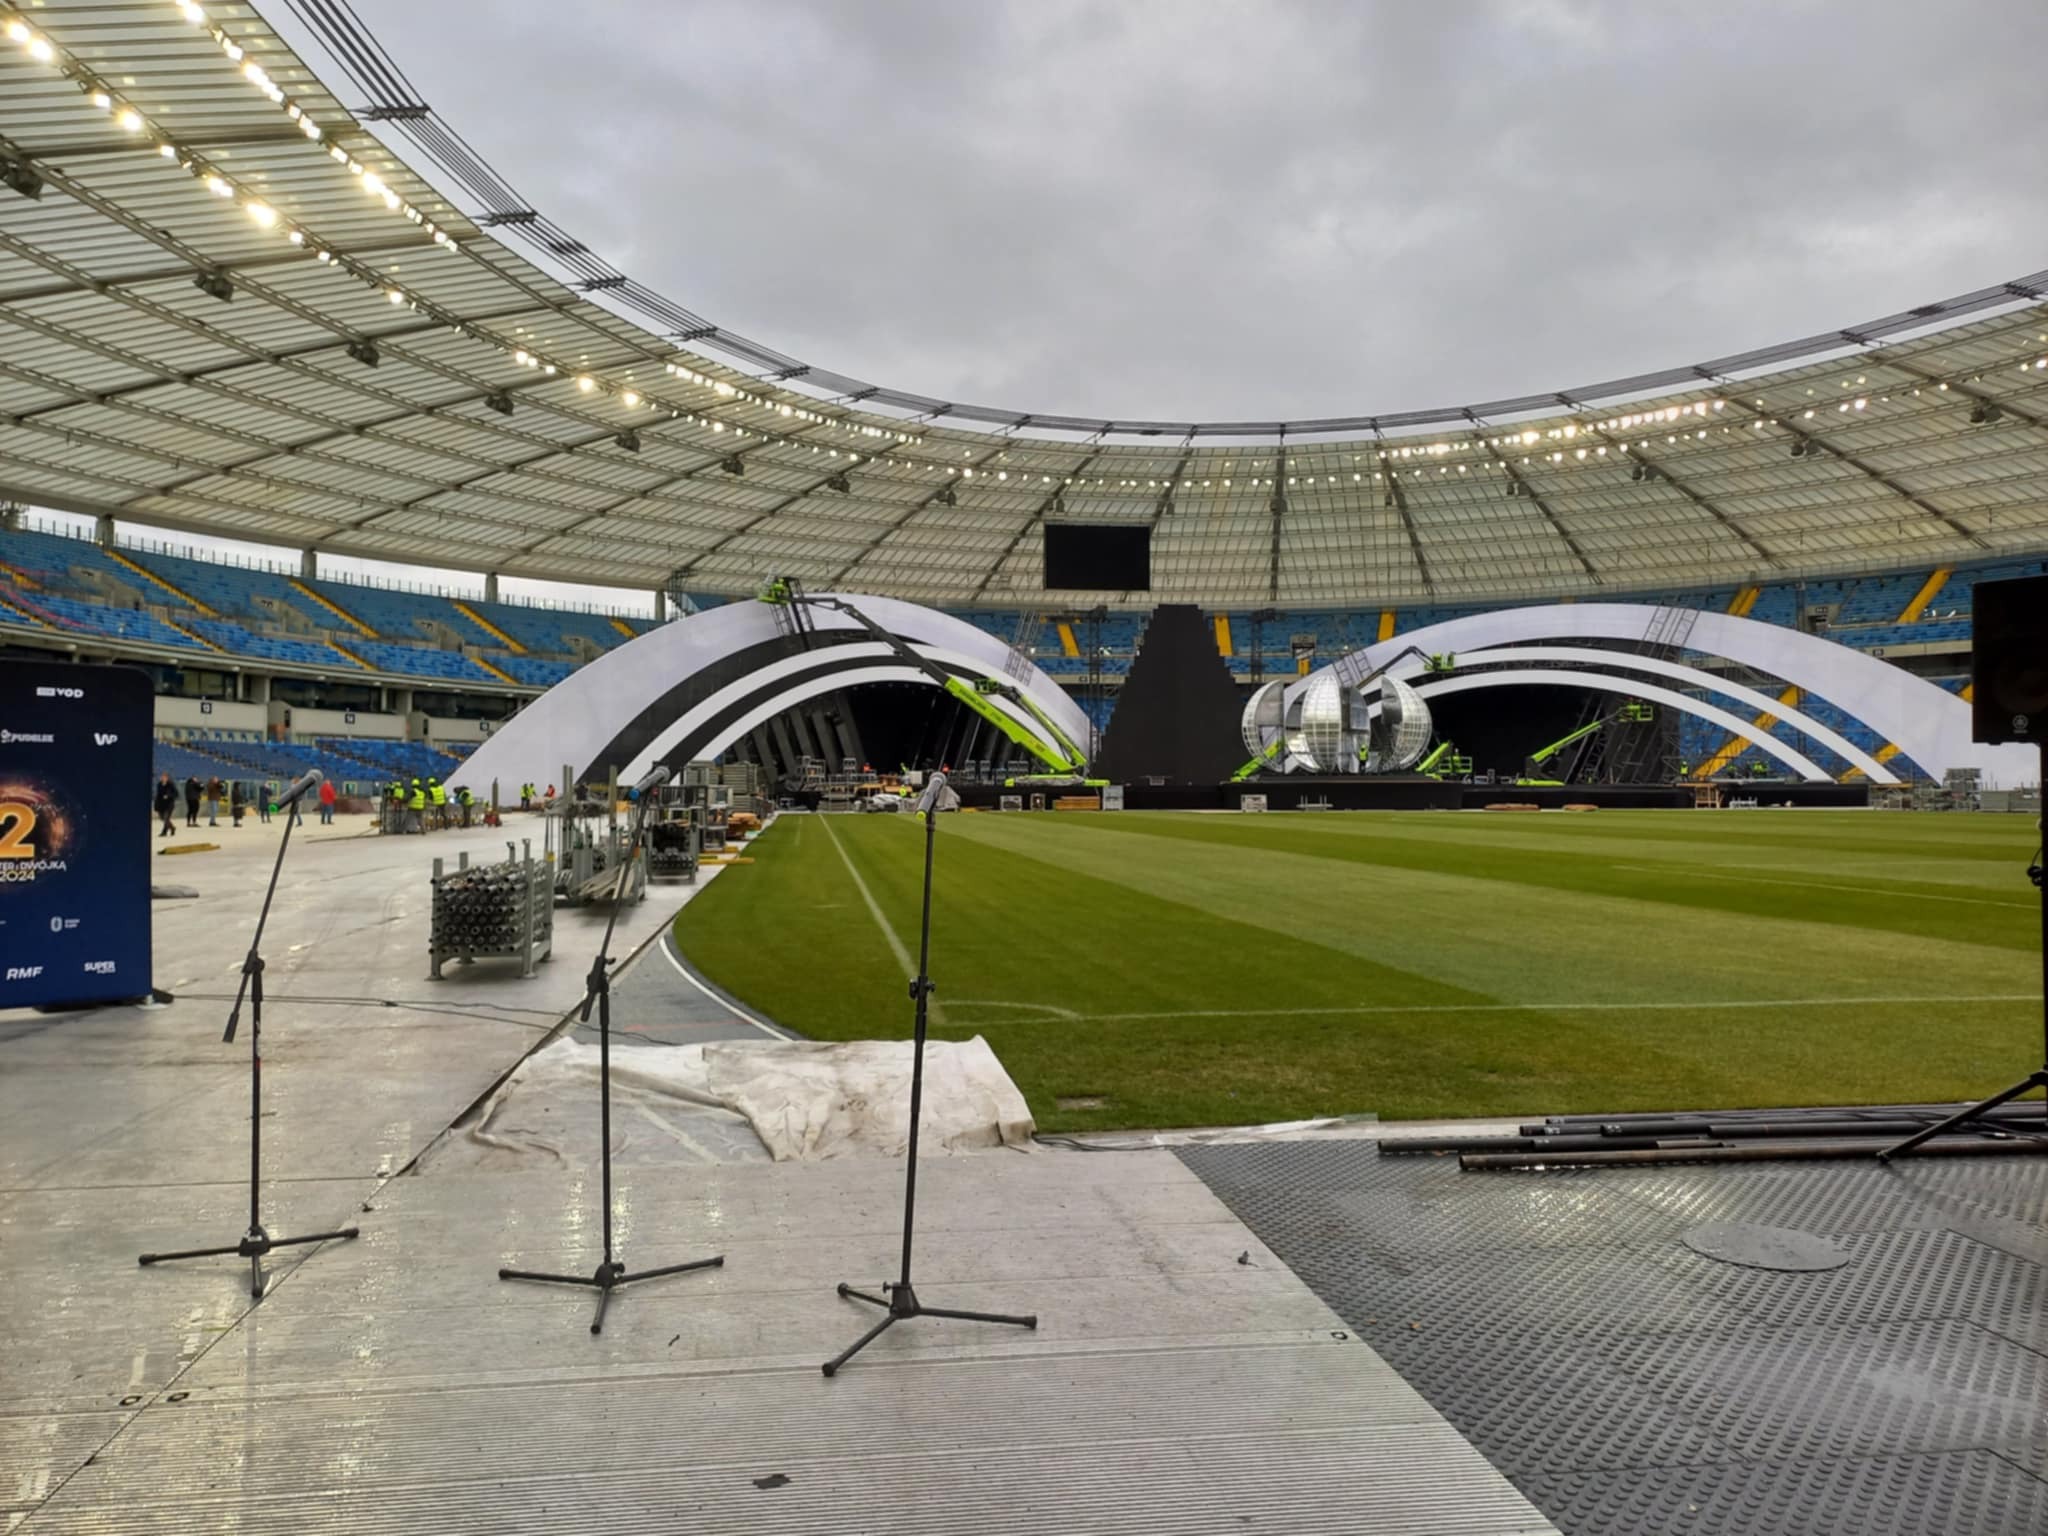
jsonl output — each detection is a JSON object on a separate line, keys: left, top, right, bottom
{"left": 331, "top": 0, "right": 2048, "bottom": 422}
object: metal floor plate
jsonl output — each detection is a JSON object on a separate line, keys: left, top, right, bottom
{"left": 1178, "top": 1138, "right": 2048, "bottom": 1536}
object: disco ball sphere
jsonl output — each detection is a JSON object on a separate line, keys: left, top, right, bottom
{"left": 1291, "top": 672, "right": 1353, "bottom": 773}
{"left": 1239, "top": 679, "right": 1288, "bottom": 764}
{"left": 1363, "top": 674, "right": 1434, "bottom": 772}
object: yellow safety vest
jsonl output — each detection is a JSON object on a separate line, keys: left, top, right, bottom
{"left": 429, "top": 784, "right": 447, "bottom": 806}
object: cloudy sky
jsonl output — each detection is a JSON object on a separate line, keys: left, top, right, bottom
{"left": 44, "top": 0, "right": 2045, "bottom": 606}
{"left": 303, "top": 0, "right": 2045, "bottom": 425}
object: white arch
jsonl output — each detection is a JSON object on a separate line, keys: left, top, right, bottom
{"left": 1375, "top": 645, "right": 1896, "bottom": 782}
{"left": 461, "top": 594, "right": 1086, "bottom": 792}
{"left": 618, "top": 642, "right": 1053, "bottom": 784}
{"left": 1406, "top": 669, "right": 1834, "bottom": 781}
{"left": 1301, "top": 603, "right": 2033, "bottom": 784}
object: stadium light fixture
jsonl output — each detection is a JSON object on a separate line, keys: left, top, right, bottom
{"left": 0, "top": 155, "right": 42, "bottom": 201}
{"left": 485, "top": 390, "right": 514, "bottom": 416}
{"left": 192, "top": 269, "right": 234, "bottom": 303}
{"left": 345, "top": 338, "right": 381, "bottom": 368}
{"left": 614, "top": 429, "right": 641, "bottom": 453}
{"left": 721, "top": 454, "right": 745, "bottom": 476}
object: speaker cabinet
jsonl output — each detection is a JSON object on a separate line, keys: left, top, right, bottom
{"left": 1971, "top": 573, "right": 2048, "bottom": 745}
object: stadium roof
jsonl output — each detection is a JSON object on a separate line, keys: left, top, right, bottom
{"left": 1, "top": 0, "right": 2045, "bottom": 609}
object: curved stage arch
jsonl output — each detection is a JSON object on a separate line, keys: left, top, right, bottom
{"left": 1400, "top": 671, "right": 1832, "bottom": 780}
{"left": 460, "top": 595, "right": 1088, "bottom": 792}
{"left": 1362, "top": 644, "right": 1896, "bottom": 783}
{"left": 1306, "top": 603, "right": 2035, "bottom": 784}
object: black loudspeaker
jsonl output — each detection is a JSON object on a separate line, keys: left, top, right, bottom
{"left": 1971, "top": 574, "right": 2048, "bottom": 745}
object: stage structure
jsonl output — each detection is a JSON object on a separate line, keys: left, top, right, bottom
{"left": 1255, "top": 603, "right": 2036, "bottom": 785}
{"left": 1238, "top": 662, "right": 1436, "bottom": 776}
{"left": 461, "top": 594, "right": 1089, "bottom": 793}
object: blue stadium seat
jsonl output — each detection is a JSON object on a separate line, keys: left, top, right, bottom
{"left": 124, "top": 549, "right": 343, "bottom": 632}
{"left": 343, "top": 639, "right": 498, "bottom": 684}
{"left": 189, "top": 619, "right": 363, "bottom": 669}
{"left": 24, "top": 593, "right": 208, "bottom": 651}
{"left": 499, "top": 655, "right": 576, "bottom": 687}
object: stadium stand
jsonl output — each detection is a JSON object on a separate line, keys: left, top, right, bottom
{"left": 13, "top": 591, "right": 211, "bottom": 651}
{"left": 339, "top": 638, "right": 500, "bottom": 684}
{"left": 122, "top": 547, "right": 348, "bottom": 633}
{"left": 498, "top": 655, "right": 577, "bottom": 687}
{"left": 187, "top": 619, "right": 362, "bottom": 669}
{"left": 458, "top": 596, "right": 632, "bottom": 656}
{"left": 301, "top": 579, "right": 468, "bottom": 643}
{"left": 9, "top": 521, "right": 2040, "bottom": 797}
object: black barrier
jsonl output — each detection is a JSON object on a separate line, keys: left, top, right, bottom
{"left": 0, "top": 660, "right": 153, "bottom": 1009}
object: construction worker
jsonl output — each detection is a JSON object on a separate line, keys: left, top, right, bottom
{"left": 427, "top": 775, "right": 447, "bottom": 829}
{"left": 407, "top": 776, "right": 426, "bottom": 834}
{"left": 386, "top": 780, "right": 404, "bottom": 835}
{"left": 454, "top": 784, "right": 474, "bottom": 828}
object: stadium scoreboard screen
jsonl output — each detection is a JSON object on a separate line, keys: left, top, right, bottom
{"left": 0, "top": 660, "right": 152, "bottom": 1009}
{"left": 1044, "top": 522, "right": 1150, "bottom": 591}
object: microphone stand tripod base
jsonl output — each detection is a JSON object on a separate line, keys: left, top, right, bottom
{"left": 499, "top": 1253, "right": 725, "bottom": 1335}
{"left": 823, "top": 1280, "right": 1036, "bottom": 1377}
{"left": 139, "top": 1222, "right": 361, "bottom": 1300}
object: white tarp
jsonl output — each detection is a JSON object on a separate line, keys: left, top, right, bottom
{"left": 427, "top": 1034, "right": 1034, "bottom": 1170}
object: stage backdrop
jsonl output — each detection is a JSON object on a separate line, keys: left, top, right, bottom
{"left": 0, "top": 660, "right": 152, "bottom": 1009}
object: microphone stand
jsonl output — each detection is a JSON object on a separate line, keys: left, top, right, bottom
{"left": 1881, "top": 738, "right": 2048, "bottom": 1161}
{"left": 498, "top": 775, "right": 724, "bottom": 1334}
{"left": 823, "top": 774, "right": 1037, "bottom": 1376}
{"left": 139, "top": 775, "right": 358, "bottom": 1297}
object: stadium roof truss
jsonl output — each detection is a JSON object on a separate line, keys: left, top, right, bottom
{"left": 1, "top": 0, "right": 2045, "bottom": 608}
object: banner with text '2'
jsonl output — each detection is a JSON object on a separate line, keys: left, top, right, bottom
{"left": 0, "top": 660, "right": 152, "bottom": 1009}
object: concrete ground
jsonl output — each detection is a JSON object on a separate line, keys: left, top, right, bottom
{"left": 1, "top": 813, "right": 1555, "bottom": 1535}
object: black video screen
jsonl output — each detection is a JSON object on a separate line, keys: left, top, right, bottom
{"left": 1043, "top": 522, "right": 1150, "bottom": 591}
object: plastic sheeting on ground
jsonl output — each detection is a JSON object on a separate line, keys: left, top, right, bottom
{"left": 424, "top": 1034, "right": 1034, "bottom": 1171}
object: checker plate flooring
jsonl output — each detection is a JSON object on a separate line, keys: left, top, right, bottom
{"left": 1177, "top": 1138, "right": 2048, "bottom": 1536}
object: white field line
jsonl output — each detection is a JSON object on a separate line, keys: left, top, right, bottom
{"left": 1608, "top": 863, "right": 2035, "bottom": 909}
{"left": 819, "top": 812, "right": 945, "bottom": 1025}
{"left": 959, "top": 993, "right": 2042, "bottom": 1028}
{"left": 658, "top": 931, "right": 793, "bottom": 1040}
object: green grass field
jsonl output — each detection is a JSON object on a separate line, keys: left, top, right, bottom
{"left": 673, "top": 809, "right": 2044, "bottom": 1132}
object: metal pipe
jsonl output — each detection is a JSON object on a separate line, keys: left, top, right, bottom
{"left": 1382, "top": 1134, "right": 1719, "bottom": 1156}
{"left": 1505, "top": 1114, "right": 2037, "bottom": 1145}
{"left": 1520, "top": 1101, "right": 2044, "bottom": 1135}
{"left": 1461, "top": 1135, "right": 2048, "bottom": 1171}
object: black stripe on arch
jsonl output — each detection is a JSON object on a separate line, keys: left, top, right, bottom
{"left": 577, "top": 633, "right": 989, "bottom": 781}
{"left": 658, "top": 657, "right": 987, "bottom": 770}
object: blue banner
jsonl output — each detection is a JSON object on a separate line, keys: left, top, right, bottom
{"left": 0, "top": 660, "right": 153, "bottom": 1008}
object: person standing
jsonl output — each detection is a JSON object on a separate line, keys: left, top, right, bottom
{"left": 154, "top": 773, "right": 178, "bottom": 837}
{"left": 182, "top": 774, "right": 202, "bottom": 828}
{"left": 317, "top": 774, "right": 337, "bottom": 826}
{"left": 205, "top": 776, "right": 223, "bottom": 827}
{"left": 259, "top": 782, "right": 273, "bottom": 824}
{"left": 230, "top": 779, "right": 247, "bottom": 828}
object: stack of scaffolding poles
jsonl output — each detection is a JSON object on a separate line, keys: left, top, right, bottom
{"left": 1374, "top": 1101, "right": 2048, "bottom": 1171}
